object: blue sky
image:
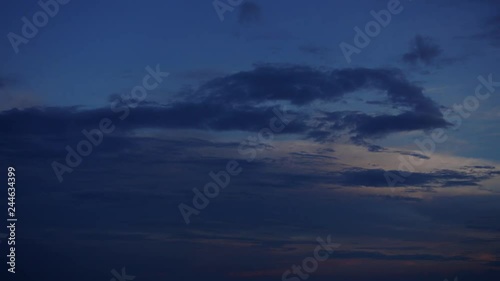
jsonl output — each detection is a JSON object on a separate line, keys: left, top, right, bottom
{"left": 1, "top": 1, "right": 500, "bottom": 281}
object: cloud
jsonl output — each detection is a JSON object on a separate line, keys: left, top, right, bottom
{"left": 327, "top": 168, "right": 494, "bottom": 188}
{"left": 472, "top": 14, "right": 500, "bottom": 47}
{"left": 452, "top": 1, "right": 500, "bottom": 48}
{"left": 402, "top": 35, "right": 443, "bottom": 66}
{"left": 1, "top": 64, "right": 451, "bottom": 149}
{"left": 394, "top": 151, "right": 430, "bottom": 160}
{"left": 0, "top": 92, "right": 42, "bottom": 112}
{"left": 194, "top": 65, "right": 443, "bottom": 114}
{"left": 464, "top": 165, "right": 496, "bottom": 169}
{"left": 230, "top": 165, "right": 499, "bottom": 190}
{"left": 0, "top": 76, "right": 41, "bottom": 111}
{"left": 0, "top": 103, "right": 308, "bottom": 137}
{"left": 330, "top": 250, "right": 471, "bottom": 261}
{"left": 289, "top": 151, "right": 337, "bottom": 161}
{"left": 238, "top": 2, "right": 261, "bottom": 24}
{"left": 319, "top": 110, "right": 450, "bottom": 139}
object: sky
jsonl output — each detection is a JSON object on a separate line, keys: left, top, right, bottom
{"left": 1, "top": 0, "right": 500, "bottom": 280}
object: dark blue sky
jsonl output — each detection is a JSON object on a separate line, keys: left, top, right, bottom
{"left": 1, "top": 1, "right": 500, "bottom": 281}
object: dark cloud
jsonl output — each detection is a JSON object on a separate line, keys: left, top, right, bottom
{"left": 5, "top": 118, "right": 499, "bottom": 281}
{"left": 0, "top": 64, "right": 446, "bottom": 146}
{"left": 472, "top": 14, "right": 500, "bottom": 47}
{"left": 289, "top": 151, "right": 337, "bottom": 161}
{"left": 1, "top": 64, "right": 451, "bottom": 150}
{"left": 236, "top": 167, "right": 497, "bottom": 190}
{"left": 463, "top": 165, "right": 496, "bottom": 169}
{"left": 351, "top": 137, "right": 387, "bottom": 152}
{"left": 238, "top": 2, "right": 261, "bottom": 24}
{"left": 0, "top": 65, "right": 449, "bottom": 151}
{"left": 286, "top": 151, "right": 338, "bottom": 166}
{"left": 0, "top": 103, "right": 307, "bottom": 136}
{"left": 195, "top": 65, "right": 443, "bottom": 112}
{"left": 402, "top": 35, "right": 443, "bottom": 66}
{"left": 322, "top": 111, "right": 450, "bottom": 139}
{"left": 306, "top": 130, "right": 333, "bottom": 142}
{"left": 329, "top": 168, "right": 494, "bottom": 188}
{"left": 331, "top": 250, "right": 471, "bottom": 261}
{"left": 363, "top": 194, "right": 424, "bottom": 202}
{"left": 395, "top": 151, "right": 431, "bottom": 160}
{"left": 451, "top": 0, "right": 500, "bottom": 48}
